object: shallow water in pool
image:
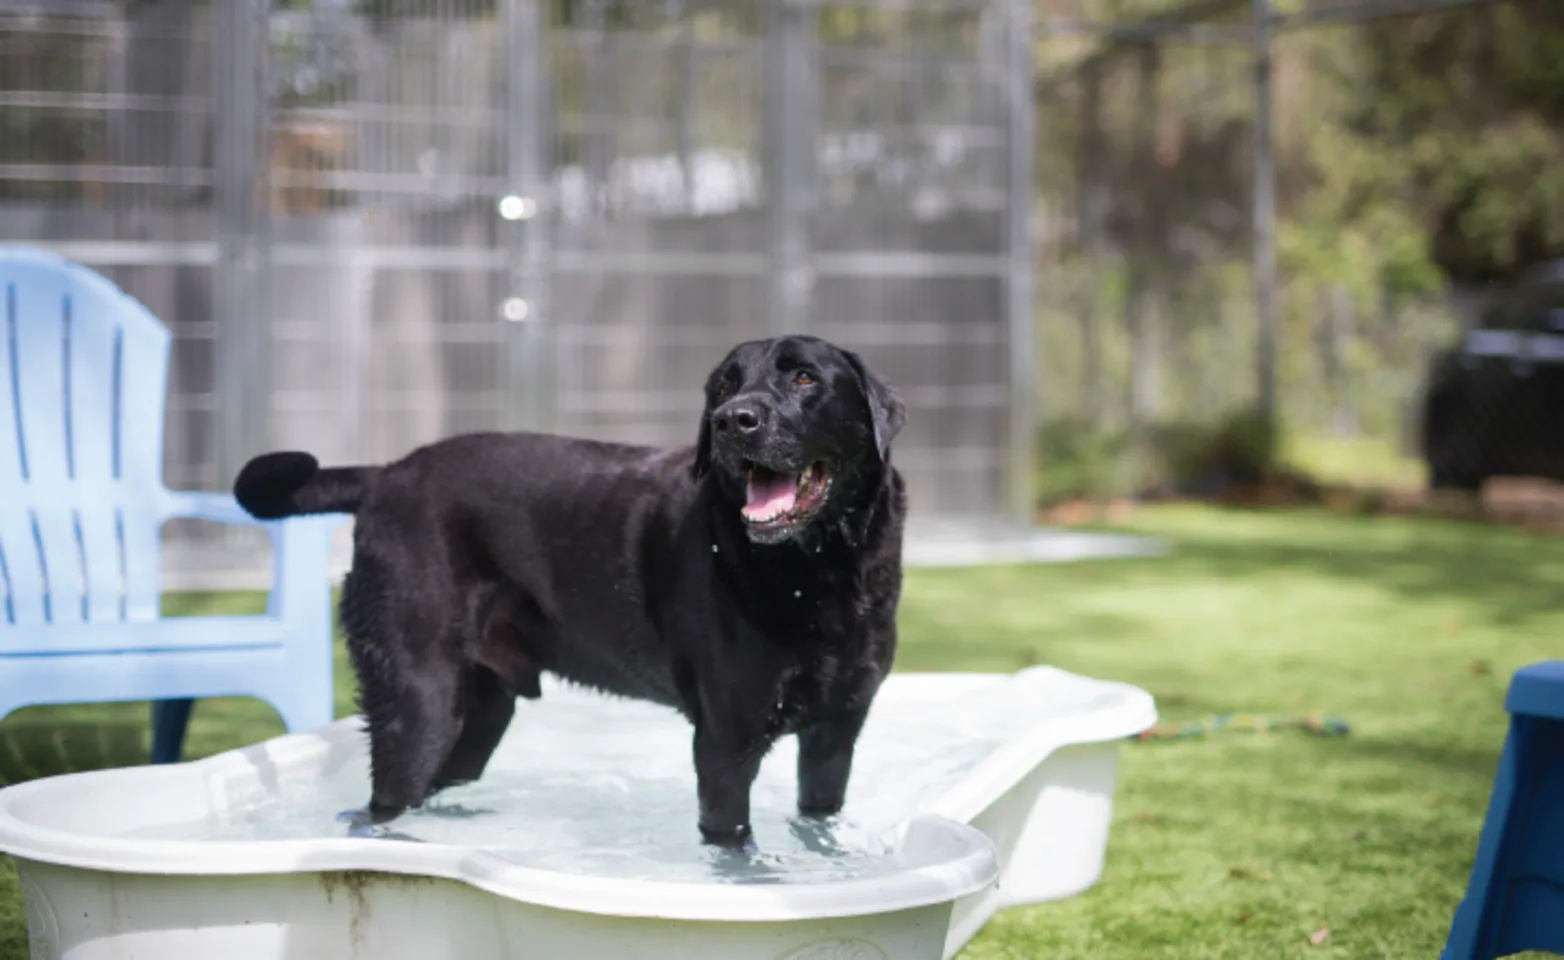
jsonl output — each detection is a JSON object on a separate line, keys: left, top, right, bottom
{"left": 126, "top": 672, "right": 1122, "bottom": 885}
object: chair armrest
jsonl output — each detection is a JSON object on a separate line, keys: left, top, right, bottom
{"left": 265, "top": 514, "right": 347, "bottom": 622}
{"left": 163, "top": 490, "right": 347, "bottom": 620}
{"left": 163, "top": 490, "right": 264, "bottom": 527}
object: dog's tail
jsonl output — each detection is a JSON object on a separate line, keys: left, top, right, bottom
{"left": 233, "top": 451, "right": 377, "bottom": 519}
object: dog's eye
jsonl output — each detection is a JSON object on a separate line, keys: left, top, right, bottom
{"left": 794, "top": 371, "right": 815, "bottom": 386}
{"left": 715, "top": 385, "right": 731, "bottom": 399}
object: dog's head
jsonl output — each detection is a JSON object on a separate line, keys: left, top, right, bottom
{"left": 693, "top": 335, "right": 906, "bottom": 545}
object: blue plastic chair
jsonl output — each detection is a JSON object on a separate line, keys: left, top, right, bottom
{"left": 1442, "top": 661, "right": 1564, "bottom": 959}
{"left": 0, "top": 245, "right": 342, "bottom": 765}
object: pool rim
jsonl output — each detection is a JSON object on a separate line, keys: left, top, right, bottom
{"left": 0, "top": 668, "right": 1156, "bottom": 923}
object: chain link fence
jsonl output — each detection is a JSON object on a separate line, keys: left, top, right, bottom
{"left": 1, "top": 0, "right": 1036, "bottom": 585}
{"left": 5, "top": 0, "right": 1556, "bottom": 583}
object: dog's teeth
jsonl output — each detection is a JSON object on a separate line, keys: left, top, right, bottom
{"left": 742, "top": 504, "right": 795, "bottom": 524}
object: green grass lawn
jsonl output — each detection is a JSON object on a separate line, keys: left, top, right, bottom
{"left": 0, "top": 505, "right": 1556, "bottom": 959}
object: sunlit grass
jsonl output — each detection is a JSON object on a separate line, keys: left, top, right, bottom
{"left": 1282, "top": 432, "right": 1426, "bottom": 490}
{"left": 1, "top": 505, "right": 1551, "bottom": 958}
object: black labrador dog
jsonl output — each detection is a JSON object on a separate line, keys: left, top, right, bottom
{"left": 232, "top": 335, "right": 907, "bottom": 849}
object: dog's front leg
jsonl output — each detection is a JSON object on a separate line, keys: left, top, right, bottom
{"left": 693, "top": 725, "right": 766, "bottom": 849}
{"left": 796, "top": 707, "right": 870, "bottom": 818}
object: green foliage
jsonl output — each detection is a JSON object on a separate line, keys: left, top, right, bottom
{"left": 1032, "top": 1, "right": 1564, "bottom": 489}
{"left": 1309, "top": 1, "right": 1564, "bottom": 281}
{"left": 1280, "top": 434, "right": 1426, "bottom": 490}
{"left": 1154, "top": 408, "right": 1280, "bottom": 487}
{"left": 1038, "top": 416, "right": 1137, "bottom": 503}
{"left": 1038, "top": 408, "right": 1283, "bottom": 504}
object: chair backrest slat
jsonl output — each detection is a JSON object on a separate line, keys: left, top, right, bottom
{"left": 65, "top": 286, "right": 132, "bottom": 624}
{"left": 119, "top": 513, "right": 161, "bottom": 622}
{"left": 0, "top": 249, "right": 172, "bottom": 627}
{"left": 9, "top": 268, "right": 81, "bottom": 625}
{"left": 0, "top": 511, "right": 45, "bottom": 627}
{"left": 8, "top": 264, "right": 72, "bottom": 493}
{"left": 115, "top": 314, "right": 170, "bottom": 622}
{"left": 115, "top": 287, "right": 169, "bottom": 497}
{"left": 1, "top": 276, "right": 47, "bottom": 627}
{"left": 0, "top": 281, "right": 26, "bottom": 486}
{"left": 77, "top": 506, "right": 126, "bottom": 623}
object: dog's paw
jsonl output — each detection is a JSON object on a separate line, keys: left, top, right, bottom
{"left": 699, "top": 821, "right": 756, "bottom": 852}
{"left": 337, "top": 807, "right": 379, "bottom": 837}
{"left": 336, "top": 808, "right": 427, "bottom": 843}
{"left": 419, "top": 803, "right": 494, "bottom": 820}
{"left": 787, "top": 816, "right": 848, "bottom": 857}
{"left": 795, "top": 801, "right": 844, "bottom": 820}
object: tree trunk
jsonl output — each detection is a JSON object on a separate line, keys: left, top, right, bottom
{"left": 1076, "top": 62, "right": 1107, "bottom": 428}
{"left": 1124, "top": 44, "right": 1163, "bottom": 437}
{"left": 1321, "top": 284, "right": 1358, "bottom": 437}
{"left": 1129, "top": 278, "right": 1164, "bottom": 427}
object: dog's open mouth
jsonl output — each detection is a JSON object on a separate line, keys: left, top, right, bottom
{"left": 742, "top": 461, "right": 832, "bottom": 531}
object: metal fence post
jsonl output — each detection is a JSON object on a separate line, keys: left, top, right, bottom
{"left": 1253, "top": 0, "right": 1278, "bottom": 427}
{"left": 1005, "top": 0, "right": 1037, "bottom": 526}
{"left": 763, "top": 0, "right": 817, "bottom": 338}
{"left": 500, "top": 0, "right": 553, "bottom": 434}
{"left": 213, "top": 0, "right": 271, "bottom": 489}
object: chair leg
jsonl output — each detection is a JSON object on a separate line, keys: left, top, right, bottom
{"left": 1442, "top": 715, "right": 1564, "bottom": 959}
{"left": 150, "top": 698, "right": 196, "bottom": 764}
{"left": 266, "top": 643, "right": 337, "bottom": 736}
{"left": 269, "top": 688, "right": 335, "bottom": 737}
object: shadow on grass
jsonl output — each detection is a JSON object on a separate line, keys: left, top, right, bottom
{"left": 1102, "top": 507, "right": 1564, "bottom": 628}
{"left": 1122, "top": 726, "right": 1506, "bottom": 793}
{"left": 896, "top": 609, "right": 1149, "bottom": 672}
{"left": 1336, "top": 737, "right": 1505, "bottom": 785}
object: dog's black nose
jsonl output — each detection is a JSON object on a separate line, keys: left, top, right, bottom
{"left": 714, "top": 403, "right": 762, "bottom": 435}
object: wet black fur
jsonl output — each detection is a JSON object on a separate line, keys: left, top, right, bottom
{"left": 232, "top": 335, "right": 907, "bottom": 849}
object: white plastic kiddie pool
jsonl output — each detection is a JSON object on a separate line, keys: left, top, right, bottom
{"left": 0, "top": 666, "right": 1155, "bottom": 960}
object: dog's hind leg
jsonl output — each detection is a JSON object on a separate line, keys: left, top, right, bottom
{"left": 342, "top": 560, "right": 469, "bottom": 824}
{"left": 431, "top": 665, "right": 516, "bottom": 791}
{"left": 361, "top": 652, "right": 467, "bottom": 823}
{"left": 427, "top": 591, "right": 547, "bottom": 791}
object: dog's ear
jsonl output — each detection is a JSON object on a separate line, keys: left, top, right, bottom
{"left": 842, "top": 348, "right": 906, "bottom": 463}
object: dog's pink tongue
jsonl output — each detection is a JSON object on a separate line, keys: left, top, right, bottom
{"left": 745, "top": 471, "right": 798, "bottom": 517}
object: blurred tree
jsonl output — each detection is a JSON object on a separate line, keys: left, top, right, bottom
{"left": 1348, "top": 0, "right": 1564, "bottom": 284}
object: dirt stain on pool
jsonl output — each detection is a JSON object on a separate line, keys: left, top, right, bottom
{"left": 319, "top": 869, "right": 441, "bottom": 953}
